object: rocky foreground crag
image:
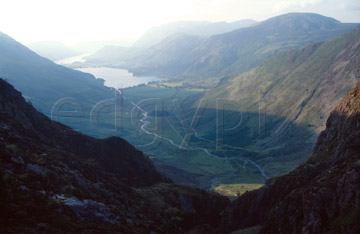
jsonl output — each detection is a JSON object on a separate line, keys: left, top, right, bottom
{"left": 219, "top": 83, "right": 360, "bottom": 233}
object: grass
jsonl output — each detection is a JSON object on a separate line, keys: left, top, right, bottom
{"left": 212, "top": 184, "right": 263, "bottom": 199}
{"left": 37, "top": 84, "right": 316, "bottom": 189}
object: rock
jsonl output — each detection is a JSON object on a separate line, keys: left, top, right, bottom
{"left": 0, "top": 123, "right": 10, "bottom": 130}
{"left": 27, "top": 163, "right": 49, "bottom": 173}
{"left": 51, "top": 194, "right": 121, "bottom": 224}
{"left": 179, "top": 194, "right": 195, "bottom": 213}
{"left": 18, "top": 185, "right": 29, "bottom": 191}
{"left": 11, "top": 156, "right": 24, "bottom": 165}
{"left": 37, "top": 223, "right": 48, "bottom": 229}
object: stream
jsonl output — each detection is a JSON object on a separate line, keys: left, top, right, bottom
{"left": 129, "top": 98, "right": 269, "bottom": 189}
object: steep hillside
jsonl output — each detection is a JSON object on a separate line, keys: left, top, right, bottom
{"left": 0, "top": 78, "right": 167, "bottom": 187}
{"left": 190, "top": 25, "right": 360, "bottom": 180}
{"left": 0, "top": 31, "right": 113, "bottom": 117}
{"left": 118, "top": 13, "right": 358, "bottom": 83}
{"left": 219, "top": 81, "right": 360, "bottom": 233}
{"left": 0, "top": 78, "right": 229, "bottom": 233}
{"left": 208, "top": 25, "right": 360, "bottom": 131}
{"left": 129, "top": 34, "right": 205, "bottom": 76}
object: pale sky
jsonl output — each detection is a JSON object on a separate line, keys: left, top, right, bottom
{"left": 0, "top": 0, "right": 359, "bottom": 45}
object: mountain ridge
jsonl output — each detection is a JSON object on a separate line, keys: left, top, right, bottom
{"left": 84, "top": 12, "right": 358, "bottom": 85}
{"left": 133, "top": 19, "right": 257, "bottom": 48}
{"left": 206, "top": 25, "right": 360, "bottom": 133}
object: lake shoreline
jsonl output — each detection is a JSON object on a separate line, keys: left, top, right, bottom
{"left": 75, "top": 67, "right": 166, "bottom": 89}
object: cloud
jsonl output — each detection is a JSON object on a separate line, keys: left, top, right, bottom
{"left": 274, "top": 0, "right": 325, "bottom": 12}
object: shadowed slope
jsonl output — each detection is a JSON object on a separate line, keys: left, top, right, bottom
{"left": 219, "top": 81, "right": 360, "bottom": 234}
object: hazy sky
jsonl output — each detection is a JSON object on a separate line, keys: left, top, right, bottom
{"left": 0, "top": 0, "right": 359, "bottom": 45}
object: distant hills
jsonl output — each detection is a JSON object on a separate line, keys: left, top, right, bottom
{"left": 28, "top": 20, "right": 256, "bottom": 63}
{"left": 84, "top": 13, "right": 358, "bottom": 84}
{"left": 133, "top": 19, "right": 257, "bottom": 48}
{"left": 70, "top": 39, "right": 133, "bottom": 54}
{"left": 27, "top": 41, "right": 81, "bottom": 61}
{"left": 28, "top": 40, "right": 133, "bottom": 62}
{"left": 84, "top": 19, "right": 256, "bottom": 68}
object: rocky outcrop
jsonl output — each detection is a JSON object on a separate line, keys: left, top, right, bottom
{"left": 219, "top": 82, "right": 360, "bottom": 234}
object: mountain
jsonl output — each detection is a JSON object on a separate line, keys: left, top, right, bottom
{"left": 133, "top": 20, "right": 257, "bottom": 48}
{"left": 71, "top": 40, "right": 133, "bottom": 54}
{"left": 114, "top": 13, "right": 358, "bottom": 83}
{"left": 84, "top": 20, "right": 256, "bottom": 68}
{"left": 197, "top": 26, "right": 360, "bottom": 180}
{"left": 84, "top": 45, "right": 143, "bottom": 66}
{"left": 84, "top": 34, "right": 204, "bottom": 72}
{"left": 82, "top": 22, "right": 360, "bottom": 187}
{"left": 0, "top": 78, "right": 167, "bottom": 187}
{"left": 206, "top": 25, "right": 360, "bottom": 132}
{"left": 0, "top": 78, "right": 229, "bottom": 233}
{"left": 127, "top": 34, "right": 205, "bottom": 76}
{"left": 0, "top": 31, "right": 117, "bottom": 136}
{"left": 27, "top": 41, "right": 81, "bottom": 61}
{"left": 218, "top": 80, "right": 360, "bottom": 234}
{"left": 27, "top": 40, "right": 134, "bottom": 63}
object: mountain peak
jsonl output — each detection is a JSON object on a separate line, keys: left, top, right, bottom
{"left": 269, "top": 12, "right": 339, "bottom": 22}
{"left": 258, "top": 12, "right": 342, "bottom": 31}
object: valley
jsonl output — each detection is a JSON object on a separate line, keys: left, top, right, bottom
{"left": 52, "top": 82, "right": 313, "bottom": 189}
{"left": 1, "top": 4, "right": 360, "bottom": 233}
{"left": 60, "top": 23, "right": 360, "bottom": 192}
{"left": 1, "top": 12, "right": 356, "bottom": 195}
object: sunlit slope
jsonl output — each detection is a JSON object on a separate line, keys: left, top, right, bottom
{"left": 205, "top": 26, "right": 360, "bottom": 133}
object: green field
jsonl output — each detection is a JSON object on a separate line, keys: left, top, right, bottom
{"left": 213, "top": 184, "right": 264, "bottom": 199}
{"left": 49, "top": 84, "right": 314, "bottom": 189}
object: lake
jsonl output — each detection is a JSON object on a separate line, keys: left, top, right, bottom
{"left": 76, "top": 67, "right": 165, "bottom": 88}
